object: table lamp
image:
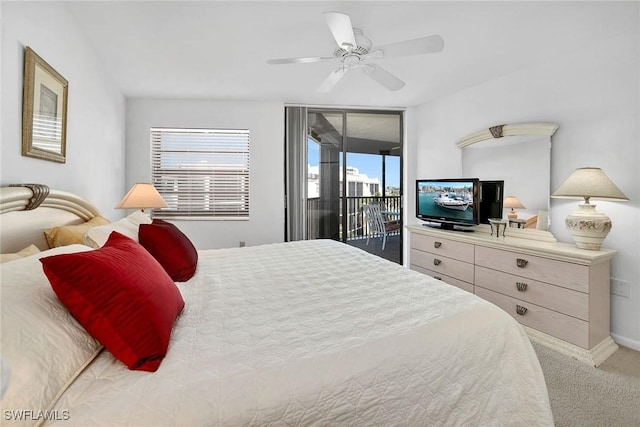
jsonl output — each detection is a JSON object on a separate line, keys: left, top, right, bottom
{"left": 503, "top": 196, "right": 525, "bottom": 219}
{"left": 551, "top": 167, "right": 628, "bottom": 250}
{"left": 115, "top": 183, "right": 168, "bottom": 213}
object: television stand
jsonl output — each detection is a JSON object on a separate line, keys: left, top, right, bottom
{"left": 423, "top": 222, "right": 475, "bottom": 232}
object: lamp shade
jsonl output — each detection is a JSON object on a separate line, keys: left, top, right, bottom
{"left": 116, "top": 183, "right": 168, "bottom": 210}
{"left": 503, "top": 196, "right": 525, "bottom": 209}
{"left": 551, "top": 167, "right": 628, "bottom": 202}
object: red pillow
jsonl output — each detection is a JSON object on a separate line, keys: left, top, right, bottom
{"left": 40, "top": 232, "right": 185, "bottom": 372}
{"left": 138, "top": 219, "right": 198, "bottom": 282}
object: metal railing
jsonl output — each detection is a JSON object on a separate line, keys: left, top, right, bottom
{"left": 307, "top": 196, "right": 401, "bottom": 240}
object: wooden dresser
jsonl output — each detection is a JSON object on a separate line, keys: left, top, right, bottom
{"left": 407, "top": 224, "right": 618, "bottom": 366}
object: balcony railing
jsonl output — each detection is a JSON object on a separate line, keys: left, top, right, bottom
{"left": 307, "top": 196, "right": 401, "bottom": 240}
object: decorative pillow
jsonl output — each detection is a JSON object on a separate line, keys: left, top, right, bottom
{"left": 45, "top": 216, "right": 110, "bottom": 248}
{"left": 139, "top": 219, "right": 198, "bottom": 282}
{"left": 83, "top": 210, "right": 151, "bottom": 248}
{"left": 0, "top": 244, "right": 41, "bottom": 263}
{"left": 1, "top": 244, "right": 102, "bottom": 417}
{"left": 40, "top": 232, "right": 185, "bottom": 372}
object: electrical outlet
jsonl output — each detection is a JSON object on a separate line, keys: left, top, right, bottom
{"left": 610, "top": 279, "right": 630, "bottom": 298}
{"left": 239, "top": 241, "right": 246, "bottom": 247}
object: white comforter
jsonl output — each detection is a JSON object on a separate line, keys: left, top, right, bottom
{"left": 49, "top": 240, "right": 553, "bottom": 426}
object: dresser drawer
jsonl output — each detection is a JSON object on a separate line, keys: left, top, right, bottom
{"left": 411, "top": 265, "right": 474, "bottom": 293}
{"left": 410, "top": 248, "right": 474, "bottom": 283}
{"left": 411, "top": 233, "right": 474, "bottom": 263}
{"left": 475, "top": 246, "right": 589, "bottom": 292}
{"left": 475, "top": 266, "right": 589, "bottom": 320}
{"left": 476, "top": 287, "right": 589, "bottom": 348}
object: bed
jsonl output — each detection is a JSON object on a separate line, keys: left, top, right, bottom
{"left": 0, "top": 185, "right": 554, "bottom": 426}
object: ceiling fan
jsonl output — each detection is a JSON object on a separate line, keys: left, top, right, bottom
{"left": 267, "top": 12, "right": 444, "bottom": 92}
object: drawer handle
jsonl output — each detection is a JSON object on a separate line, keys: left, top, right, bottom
{"left": 516, "top": 305, "right": 528, "bottom": 316}
{"left": 433, "top": 258, "right": 442, "bottom": 266}
{"left": 516, "top": 258, "right": 529, "bottom": 268}
{"left": 434, "top": 241, "right": 442, "bottom": 249}
{"left": 516, "top": 282, "right": 528, "bottom": 292}
{"left": 433, "top": 276, "right": 442, "bottom": 281}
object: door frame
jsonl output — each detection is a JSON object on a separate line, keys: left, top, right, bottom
{"left": 305, "top": 107, "right": 404, "bottom": 263}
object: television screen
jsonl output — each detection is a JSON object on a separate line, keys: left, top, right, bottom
{"left": 416, "top": 178, "right": 479, "bottom": 229}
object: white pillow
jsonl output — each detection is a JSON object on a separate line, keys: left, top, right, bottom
{"left": 0, "top": 245, "right": 102, "bottom": 417}
{"left": 0, "top": 244, "right": 40, "bottom": 263}
{"left": 83, "top": 210, "right": 152, "bottom": 248}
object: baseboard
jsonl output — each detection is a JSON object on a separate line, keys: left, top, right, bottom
{"left": 524, "top": 326, "right": 619, "bottom": 367}
{"left": 611, "top": 333, "right": 640, "bottom": 352}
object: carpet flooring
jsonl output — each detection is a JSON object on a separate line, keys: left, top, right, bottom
{"left": 532, "top": 342, "right": 640, "bottom": 426}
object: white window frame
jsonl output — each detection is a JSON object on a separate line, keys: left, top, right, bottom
{"left": 150, "top": 127, "right": 250, "bottom": 220}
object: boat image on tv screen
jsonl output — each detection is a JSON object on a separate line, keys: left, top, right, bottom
{"left": 416, "top": 179, "right": 477, "bottom": 224}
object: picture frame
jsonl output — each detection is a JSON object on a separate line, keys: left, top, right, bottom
{"left": 22, "top": 46, "right": 68, "bottom": 163}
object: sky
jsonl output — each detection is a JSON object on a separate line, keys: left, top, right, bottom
{"left": 308, "top": 141, "right": 400, "bottom": 188}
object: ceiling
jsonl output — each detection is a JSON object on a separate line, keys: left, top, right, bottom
{"left": 64, "top": 1, "right": 633, "bottom": 108}
{"left": 308, "top": 110, "right": 402, "bottom": 155}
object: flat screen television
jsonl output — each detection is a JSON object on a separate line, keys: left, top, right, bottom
{"left": 416, "top": 178, "right": 480, "bottom": 230}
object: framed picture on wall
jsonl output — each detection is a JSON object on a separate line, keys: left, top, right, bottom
{"left": 22, "top": 46, "right": 68, "bottom": 163}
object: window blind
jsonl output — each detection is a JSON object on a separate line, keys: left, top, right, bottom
{"left": 150, "top": 127, "right": 250, "bottom": 220}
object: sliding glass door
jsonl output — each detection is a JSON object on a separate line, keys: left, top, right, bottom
{"left": 307, "top": 110, "right": 343, "bottom": 240}
{"left": 286, "top": 107, "right": 403, "bottom": 264}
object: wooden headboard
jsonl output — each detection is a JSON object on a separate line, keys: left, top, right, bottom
{"left": 0, "top": 185, "right": 102, "bottom": 252}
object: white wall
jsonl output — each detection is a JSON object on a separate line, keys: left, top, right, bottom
{"left": 408, "top": 24, "right": 640, "bottom": 349}
{"left": 125, "top": 99, "right": 284, "bottom": 249}
{"left": 0, "top": 2, "right": 125, "bottom": 217}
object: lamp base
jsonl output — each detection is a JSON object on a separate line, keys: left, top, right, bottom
{"left": 565, "top": 203, "right": 611, "bottom": 250}
{"left": 508, "top": 210, "right": 517, "bottom": 219}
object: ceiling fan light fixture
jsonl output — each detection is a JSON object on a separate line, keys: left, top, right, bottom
{"left": 342, "top": 53, "right": 362, "bottom": 68}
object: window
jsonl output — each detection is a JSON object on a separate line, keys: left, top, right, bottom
{"left": 150, "top": 127, "right": 250, "bottom": 220}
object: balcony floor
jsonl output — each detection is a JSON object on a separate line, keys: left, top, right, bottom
{"left": 347, "top": 234, "right": 401, "bottom": 264}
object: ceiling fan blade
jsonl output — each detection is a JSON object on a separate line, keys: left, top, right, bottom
{"left": 375, "top": 35, "right": 444, "bottom": 58}
{"left": 365, "top": 49, "right": 384, "bottom": 60}
{"left": 267, "top": 56, "right": 333, "bottom": 65}
{"left": 318, "top": 67, "right": 347, "bottom": 93}
{"left": 361, "top": 64, "right": 405, "bottom": 91}
{"left": 324, "top": 12, "right": 357, "bottom": 49}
